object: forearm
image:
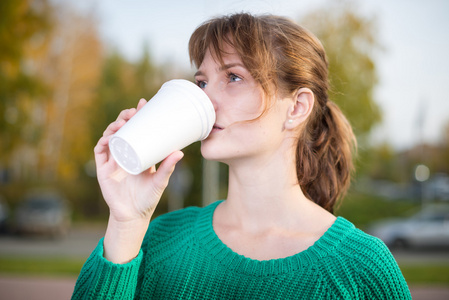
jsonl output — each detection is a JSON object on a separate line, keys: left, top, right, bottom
{"left": 104, "top": 215, "right": 150, "bottom": 264}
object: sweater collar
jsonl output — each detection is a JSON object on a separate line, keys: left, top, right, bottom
{"left": 195, "top": 200, "right": 354, "bottom": 276}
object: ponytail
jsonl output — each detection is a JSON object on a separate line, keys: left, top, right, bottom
{"left": 296, "top": 101, "right": 356, "bottom": 213}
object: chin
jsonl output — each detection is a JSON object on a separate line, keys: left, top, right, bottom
{"left": 200, "top": 140, "right": 231, "bottom": 163}
{"left": 200, "top": 135, "right": 258, "bottom": 163}
{"left": 200, "top": 143, "right": 221, "bottom": 161}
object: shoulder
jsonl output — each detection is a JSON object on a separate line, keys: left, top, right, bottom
{"left": 331, "top": 217, "right": 397, "bottom": 266}
{"left": 318, "top": 217, "right": 396, "bottom": 271}
{"left": 330, "top": 217, "right": 411, "bottom": 298}
{"left": 340, "top": 219, "right": 395, "bottom": 264}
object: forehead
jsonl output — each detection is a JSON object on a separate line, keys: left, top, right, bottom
{"left": 199, "top": 43, "right": 243, "bottom": 70}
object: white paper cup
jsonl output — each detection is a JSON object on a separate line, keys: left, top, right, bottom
{"left": 109, "top": 79, "right": 215, "bottom": 175}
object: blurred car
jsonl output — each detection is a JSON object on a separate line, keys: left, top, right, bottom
{"left": 14, "top": 190, "right": 71, "bottom": 238}
{"left": 0, "top": 195, "right": 10, "bottom": 233}
{"left": 367, "top": 205, "right": 449, "bottom": 248}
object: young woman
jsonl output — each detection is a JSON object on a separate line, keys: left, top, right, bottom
{"left": 72, "top": 13, "right": 411, "bottom": 299}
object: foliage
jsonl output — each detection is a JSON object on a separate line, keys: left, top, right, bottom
{"left": 38, "top": 7, "right": 103, "bottom": 181}
{"left": 89, "top": 45, "right": 167, "bottom": 148}
{"left": 358, "top": 143, "right": 406, "bottom": 182}
{"left": 0, "top": 0, "right": 209, "bottom": 216}
{"left": 335, "top": 190, "right": 420, "bottom": 229}
{"left": 0, "top": 0, "right": 53, "bottom": 165}
{"left": 300, "top": 0, "right": 382, "bottom": 140}
{"left": 359, "top": 141, "right": 449, "bottom": 184}
{"left": 4, "top": 0, "right": 442, "bottom": 220}
{"left": 0, "top": 1, "right": 104, "bottom": 183}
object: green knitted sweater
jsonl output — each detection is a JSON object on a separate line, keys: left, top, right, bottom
{"left": 72, "top": 201, "right": 411, "bottom": 299}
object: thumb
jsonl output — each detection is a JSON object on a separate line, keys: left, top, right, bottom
{"left": 153, "top": 151, "right": 184, "bottom": 189}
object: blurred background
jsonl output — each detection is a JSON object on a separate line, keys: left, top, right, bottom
{"left": 0, "top": 0, "right": 448, "bottom": 298}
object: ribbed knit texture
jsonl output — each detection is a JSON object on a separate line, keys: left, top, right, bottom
{"left": 72, "top": 201, "right": 411, "bottom": 299}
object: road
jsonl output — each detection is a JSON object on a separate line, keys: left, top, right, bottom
{"left": 0, "top": 223, "right": 106, "bottom": 259}
{"left": 0, "top": 224, "right": 448, "bottom": 299}
{"left": 0, "top": 224, "right": 105, "bottom": 300}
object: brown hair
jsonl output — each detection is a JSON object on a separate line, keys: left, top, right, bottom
{"left": 189, "top": 13, "right": 356, "bottom": 212}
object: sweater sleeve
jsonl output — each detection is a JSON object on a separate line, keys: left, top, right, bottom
{"left": 71, "top": 238, "right": 143, "bottom": 300}
{"left": 352, "top": 235, "right": 411, "bottom": 300}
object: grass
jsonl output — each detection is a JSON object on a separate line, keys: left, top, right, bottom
{"left": 0, "top": 257, "right": 85, "bottom": 277}
{"left": 400, "top": 265, "right": 449, "bottom": 285}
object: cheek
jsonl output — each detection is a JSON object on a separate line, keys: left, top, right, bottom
{"left": 225, "top": 89, "right": 264, "bottom": 120}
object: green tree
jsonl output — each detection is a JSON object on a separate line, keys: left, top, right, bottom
{"left": 90, "top": 50, "right": 131, "bottom": 137}
{"left": 301, "top": 0, "right": 382, "bottom": 140}
{"left": 131, "top": 43, "right": 163, "bottom": 100}
{"left": 31, "top": 6, "right": 103, "bottom": 182}
{"left": 0, "top": 0, "right": 53, "bottom": 174}
{"left": 89, "top": 45, "right": 167, "bottom": 148}
{"left": 363, "top": 143, "right": 400, "bottom": 181}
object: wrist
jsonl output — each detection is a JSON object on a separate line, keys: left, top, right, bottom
{"left": 103, "top": 216, "right": 150, "bottom": 264}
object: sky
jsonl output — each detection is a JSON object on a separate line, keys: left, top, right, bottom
{"left": 73, "top": 0, "right": 449, "bottom": 150}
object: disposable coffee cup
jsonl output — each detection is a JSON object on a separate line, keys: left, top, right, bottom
{"left": 109, "top": 79, "right": 215, "bottom": 175}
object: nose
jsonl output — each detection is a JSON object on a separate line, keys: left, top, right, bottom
{"left": 203, "top": 85, "right": 219, "bottom": 112}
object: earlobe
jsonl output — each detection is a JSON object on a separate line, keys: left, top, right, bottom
{"left": 285, "top": 88, "right": 314, "bottom": 129}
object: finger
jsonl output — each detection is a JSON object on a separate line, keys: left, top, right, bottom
{"left": 148, "top": 165, "right": 156, "bottom": 174}
{"left": 115, "top": 108, "right": 137, "bottom": 123}
{"left": 103, "top": 119, "right": 126, "bottom": 137}
{"left": 136, "top": 98, "right": 147, "bottom": 112}
{"left": 94, "top": 135, "right": 111, "bottom": 168}
{"left": 94, "top": 135, "right": 110, "bottom": 153}
{"left": 104, "top": 103, "right": 143, "bottom": 138}
{"left": 152, "top": 151, "right": 184, "bottom": 189}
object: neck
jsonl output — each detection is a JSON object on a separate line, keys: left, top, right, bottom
{"left": 222, "top": 143, "right": 313, "bottom": 231}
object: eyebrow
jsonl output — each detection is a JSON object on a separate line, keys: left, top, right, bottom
{"left": 194, "top": 63, "right": 246, "bottom": 77}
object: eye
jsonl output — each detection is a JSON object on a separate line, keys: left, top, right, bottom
{"left": 228, "top": 72, "right": 242, "bottom": 83}
{"left": 196, "top": 80, "right": 207, "bottom": 89}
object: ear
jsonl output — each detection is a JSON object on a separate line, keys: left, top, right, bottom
{"left": 285, "top": 88, "right": 315, "bottom": 129}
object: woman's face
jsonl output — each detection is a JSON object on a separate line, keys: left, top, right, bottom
{"left": 195, "top": 43, "right": 292, "bottom": 164}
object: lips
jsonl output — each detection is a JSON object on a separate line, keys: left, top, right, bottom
{"left": 213, "top": 124, "right": 224, "bottom": 130}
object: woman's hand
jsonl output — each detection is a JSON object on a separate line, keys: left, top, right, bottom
{"left": 96, "top": 98, "right": 184, "bottom": 263}
{"left": 95, "top": 98, "right": 184, "bottom": 223}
